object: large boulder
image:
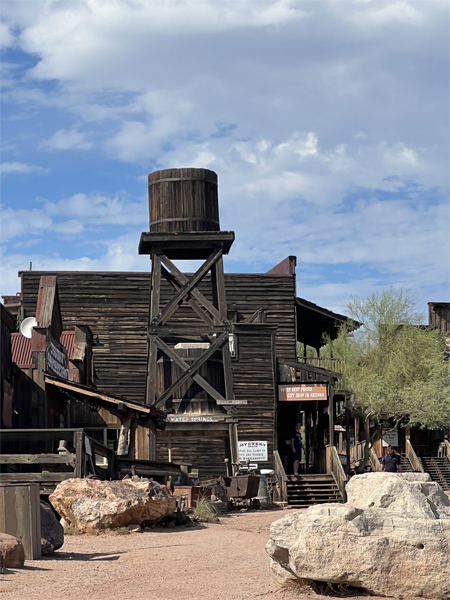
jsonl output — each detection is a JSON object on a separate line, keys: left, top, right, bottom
{"left": 0, "top": 533, "right": 25, "bottom": 569}
{"left": 49, "top": 477, "right": 177, "bottom": 533}
{"left": 266, "top": 473, "right": 450, "bottom": 598}
{"left": 40, "top": 500, "right": 64, "bottom": 555}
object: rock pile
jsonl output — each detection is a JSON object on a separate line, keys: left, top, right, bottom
{"left": 50, "top": 477, "right": 176, "bottom": 533}
{"left": 266, "top": 473, "right": 450, "bottom": 598}
{"left": 40, "top": 501, "right": 64, "bottom": 555}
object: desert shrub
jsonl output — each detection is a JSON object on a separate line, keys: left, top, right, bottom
{"left": 193, "top": 497, "right": 219, "bottom": 523}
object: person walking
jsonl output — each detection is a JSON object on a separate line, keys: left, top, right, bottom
{"left": 291, "top": 422, "right": 303, "bottom": 476}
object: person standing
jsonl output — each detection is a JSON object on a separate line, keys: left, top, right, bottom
{"left": 291, "top": 422, "right": 303, "bottom": 476}
{"left": 382, "top": 445, "right": 402, "bottom": 473}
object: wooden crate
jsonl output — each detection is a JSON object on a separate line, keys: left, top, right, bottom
{"left": 173, "top": 486, "right": 211, "bottom": 508}
{"left": 0, "top": 483, "right": 41, "bottom": 559}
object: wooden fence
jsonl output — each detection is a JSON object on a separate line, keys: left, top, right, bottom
{"left": 0, "top": 428, "right": 192, "bottom": 493}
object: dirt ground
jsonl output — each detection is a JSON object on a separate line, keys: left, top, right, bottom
{"left": 1, "top": 508, "right": 410, "bottom": 600}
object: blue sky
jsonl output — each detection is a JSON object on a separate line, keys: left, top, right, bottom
{"left": 1, "top": 0, "right": 449, "bottom": 315}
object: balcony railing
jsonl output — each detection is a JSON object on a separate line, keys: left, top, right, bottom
{"left": 297, "top": 357, "right": 343, "bottom": 372}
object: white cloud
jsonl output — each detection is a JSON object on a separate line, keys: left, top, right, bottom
{"left": 0, "top": 20, "right": 15, "bottom": 49}
{"left": 0, "top": 190, "right": 147, "bottom": 243}
{"left": 0, "top": 162, "right": 49, "bottom": 175}
{"left": 39, "top": 129, "right": 93, "bottom": 151}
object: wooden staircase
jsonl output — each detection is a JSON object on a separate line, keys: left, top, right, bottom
{"left": 286, "top": 474, "right": 343, "bottom": 507}
{"left": 421, "top": 457, "right": 450, "bottom": 491}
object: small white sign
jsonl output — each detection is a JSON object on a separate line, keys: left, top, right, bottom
{"left": 84, "top": 437, "right": 92, "bottom": 456}
{"left": 382, "top": 429, "right": 399, "bottom": 447}
{"left": 238, "top": 441, "right": 268, "bottom": 462}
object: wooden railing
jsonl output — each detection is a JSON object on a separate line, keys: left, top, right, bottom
{"left": 297, "top": 357, "right": 343, "bottom": 372}
{"left": 273, "top": 450, "right": 288, "bottom": 503}
{"left": 349, "top": 441, "right": 366, "bottom": 467}
{"left": 369, "top": 446, "right": 383, "bottom": 472}
{"left": 326, "top": 445, "right": 347, "bottom": 502}
{"left": 444, "top": 440, "right": 450, "bottom": 459}
{"left": 406, "top": 440, "right": 424, "bottom": 472}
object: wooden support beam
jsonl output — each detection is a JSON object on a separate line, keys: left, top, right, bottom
{"left": 154, "top": 337, "right": 227, "bottom": 402}
{"left": 229, "top": 423, "right": 239, "bottom": 465}
{"left": 155, "top": 248, "right": 223, "bottom": 326}
{"left": 154, "top": 333, "right": 228, "bottom": 407}
{"left": 146, "top": 253, "right": 162, "bottom": 405}
{"left": 74, "top": 430, "right": 84, "bottom": 478}
{"left": 0, "top": 454, "right": 76, "bottom": 465}
{"left": 159, "top": 253, "right": 226, "bottom": 324}
{"left": 243, "top": 308, "right": 265, "bottom": 323}
{"left": 146, "top": 336, "right": 158, "bottom": 405}
{"left": 117, "top": 413, "right": 132, "bottom": 456}
{"left": 149, "top": 325, "right": 230, "bottom": 336}
{"left": 161, "top": 266, "right": 215, "bottom": 326}
{"left": 211, "top": 256, "right": 234, "bottom": 401}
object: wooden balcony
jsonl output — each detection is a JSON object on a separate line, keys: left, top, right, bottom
{"left": 297, "top": 357, "right": 343, "bottom": 373}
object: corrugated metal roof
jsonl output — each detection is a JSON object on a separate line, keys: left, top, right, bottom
{"left": 60, "top": 330, "right": 75, "bottom": 360}
{"left": 11, "top": 333, "right": 32, "bottom": 367}
{"left": 11, "top": 330, "right": 75, "bottom": 367}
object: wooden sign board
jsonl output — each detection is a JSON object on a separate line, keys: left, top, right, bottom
{"left": 46, "top": 335, "right": 68, "bottom": 380}
{"left": 238, "top": 441, "right": 268, "bottom": 462}
{"left": 278, "top": 384, "right": 328, "bottom": 401}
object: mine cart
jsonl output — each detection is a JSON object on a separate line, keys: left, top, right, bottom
{"left": 226, "top": 474, "right": 261, "bottom": 510}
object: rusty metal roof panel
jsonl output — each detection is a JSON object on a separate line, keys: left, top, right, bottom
{"left": 60, "top": 330, "right": 75, "bottom": 360}
{"left": 11, "top": 333, "right": 32, "bottom": 368}
{"left": 11, "top": 330, "right": 76, "bottom": 367}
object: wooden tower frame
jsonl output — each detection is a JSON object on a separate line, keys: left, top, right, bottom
{"left": 139, "top": 231, "right": 237, "bottom": 411}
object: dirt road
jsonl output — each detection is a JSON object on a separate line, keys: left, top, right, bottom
{"left": 1, "top": 508, "right": 394, "bottom": 600}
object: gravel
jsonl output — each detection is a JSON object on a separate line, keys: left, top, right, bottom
{"left": 0, "top": 508, "right": 417, "bottom": 600}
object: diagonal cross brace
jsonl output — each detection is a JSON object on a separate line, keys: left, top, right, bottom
{"left": 153, "top": 337, "right": 226, "bottom": 403}
{"left": 153, "top": 248, "right": 223, "bottom": 326}
{"left": 158, "top": 252, "right": 227, "bottom": 325}
{"left": 161, "top": 266, "right": 215, "bottom": 326}
{"left": 153, "top": 332, "right": 228, "bottom": 408}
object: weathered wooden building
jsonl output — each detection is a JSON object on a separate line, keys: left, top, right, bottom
{"left": 11, "top": 169, "right": 353, "bottom": 481}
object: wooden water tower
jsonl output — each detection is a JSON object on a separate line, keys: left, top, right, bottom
{"left": 139, "top": 168, "right": 237, "bottom": 420}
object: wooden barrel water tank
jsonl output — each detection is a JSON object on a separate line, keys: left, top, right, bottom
{"left": 148, "top": 168, "right": 220, "bottom": 233}
{"left": 156, "top": 346, "right": 225, "bottom": 414}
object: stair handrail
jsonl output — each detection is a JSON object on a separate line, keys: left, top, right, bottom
{"left": 406, "top": 439, "right": 424, "bottom": 472}
{"left": 326, "top": 445, "right": 347, "bottom": 502}
{"left": 444, "top": 440, "right": 450, "bottom": 459}
{"left": 273, "top": 450, "right": 288, "bottom": 503}
{"left": 369, "top": 446, "right": 383, "bottom": 472}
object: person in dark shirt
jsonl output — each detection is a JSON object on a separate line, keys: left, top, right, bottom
{"left": 382, "top": 445, "right": 402, "bottom": 473}
{"left": 291, "top": 422, "right": 303, "bottom": 476}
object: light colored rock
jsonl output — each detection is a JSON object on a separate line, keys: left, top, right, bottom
{"left": 127, "top": 524, "right": 141, "bottom": 533}
{"left": 50, "top": 478, "right": 176, "bottom": 533}
{"left": 41, "top": 500, "right": 64, "bottom": 555}
{"left": 0, "top": 533, "right": 25, "bottom": 569}
{"left": 267, "top": 474, "right": 450, "bottom": 598}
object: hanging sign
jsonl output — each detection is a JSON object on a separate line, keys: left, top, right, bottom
{"left": 278, "top": 384, "right": 327, "bottom": 401}
{"left": 46, "top": 337, "right": 68, "bottom": 379}
{"left": 382, "top": 429, "right": 398, "bottom": 447}
{"left": 238, "top": 441, "right": 268, "bottom": 462}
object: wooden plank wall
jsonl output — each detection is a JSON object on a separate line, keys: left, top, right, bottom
{"left": 20, "top": 270, "right": 295, "bottom": 472}
{"left": 21, "top": 271, "right": 296, "bottom": 403}
{"left": 428, "top": 303, "right": 450, "bottom": 333}
{"left": 156, "top": 435, "right": 230, "bottom": 478}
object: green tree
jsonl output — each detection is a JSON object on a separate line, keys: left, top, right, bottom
{"left": 324, "top": 288, "right": 450, "bottom": 472}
